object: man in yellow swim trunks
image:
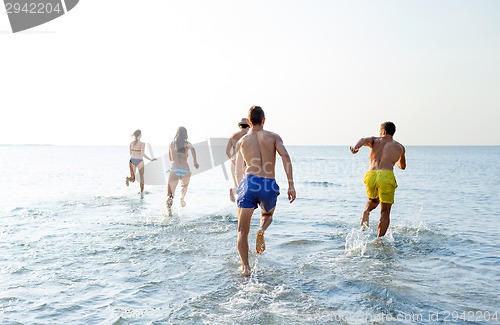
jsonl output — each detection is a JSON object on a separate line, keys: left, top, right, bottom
{"left": 350, "top": 121, "right": 406, "bottom": 237}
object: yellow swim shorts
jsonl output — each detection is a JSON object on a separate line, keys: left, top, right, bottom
{"left": 363, "top": 170, "right": 398, "bottom": 204}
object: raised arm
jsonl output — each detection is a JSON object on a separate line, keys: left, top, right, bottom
{"left": 350, "top": 137, "right": 374, "bottom": 154}
{"left": 276, "top": 135, "right": 296, "bottom": 203}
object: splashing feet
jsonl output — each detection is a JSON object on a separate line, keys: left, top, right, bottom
{"left": 241, "top": 266, "right": 251, "bottom": 277}
{"left": 166, "top": 197, "right": 173, "bottom": 216}
{"left": 256, "top": 229, "right": 266, "bottom": 254}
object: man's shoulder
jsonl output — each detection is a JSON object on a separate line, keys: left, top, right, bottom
{"left": 232, "top": 130, "right": 247, "bottom": 140}
{"left": 263, "top": 129, "right": 281, "bottom": 139}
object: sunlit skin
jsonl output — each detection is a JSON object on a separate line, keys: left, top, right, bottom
{"left": 166, "top": 128, "right": 199, "bottom": 216}
{"left": 235, "top": 111, "right": 296, "bottom": 276}
{"left": 350, "top": 124, "right": 406, "bottom": 237}
{"left": 226, "top": 119, "right": 250, "bottom": 202}
{"left": 125, "top": 131, "right": 156, "bottom": 197}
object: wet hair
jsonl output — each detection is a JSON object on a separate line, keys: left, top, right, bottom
{"left": 174, "top": 126, "right": 188, "bottom": 153}
{"left": 248, "top": 106, "right": 265, "bottom": 125}
{"left": 131, "top": 129, "right": 141, "bottom": 144}
{"left": 381, "top": 122, "right": 396, "bottom": 136}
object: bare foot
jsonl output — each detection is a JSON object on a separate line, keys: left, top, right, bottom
{"left": 256, "top": 229, "right": 266, "bottom": 254}
{"left": 125, "top": 177, "right": 129, "bottom": 187}
{"left": 180, "top": 198, "right": 186, "bottom": 207}
{"left": 229, "top": 188, "right": 235, "bottom": 203}
{"left": 361, "top": 222, "right": 369, "bottom": 231}
{"left": 241, "top": 266, "right": 252, "bottom": 276}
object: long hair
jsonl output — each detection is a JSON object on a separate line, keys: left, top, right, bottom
{"left": 174, "top": 127, "right": 188, "bottom": 153}
{"left": 131, "top": 129, "right": 141, "bottom": 144}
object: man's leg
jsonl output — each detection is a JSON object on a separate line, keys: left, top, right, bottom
{"left": 378, "top": 203, "right": 392, "bottom": 237}
{"left": 237, "top": 207, "right": 254, "bottom": 276}
{"left": 362, "top": 198, "right": 379, "bottom": 228}
{"left": 256, "top": 207, "right": 275, "bottom": 254}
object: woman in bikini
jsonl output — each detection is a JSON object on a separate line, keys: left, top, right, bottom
{"left": 125, "top": 129, "right": 156, "bottom": 197}
{"left": 166, "top": 126, "right": 199, "bottom": 215}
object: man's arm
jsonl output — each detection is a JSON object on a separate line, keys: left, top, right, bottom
{"left": 235, "top": 140, "right": 245, "bottom": 185}
{"left": 225, "top": 138, "right": 234, "bottom": 160}
{"left": 350, "top": 137, "right": 374, "bottom": 154}
{"left": 397, "top": 146, "right": 406, "bottom": 170}
{"left": 275, "top": 135, "right": 296, "bottom": 203}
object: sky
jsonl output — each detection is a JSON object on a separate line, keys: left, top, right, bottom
{"left": 1, "top": 0, "right": 499, "bottom": 146}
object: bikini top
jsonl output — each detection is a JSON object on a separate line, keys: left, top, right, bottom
{"left": 130, "top": 142, "right": 143, "bottom": 152}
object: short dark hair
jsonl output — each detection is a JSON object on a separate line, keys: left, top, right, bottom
{"left": 248, "top": 106, "right": 265, "bottom": 125}
{"left": 381, "top": 121, "right": 396, "bottom": 136}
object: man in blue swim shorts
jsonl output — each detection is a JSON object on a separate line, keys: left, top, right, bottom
{"left": 234, "top": 106, "right": 296, "bottom": 276}
{"left": 350, "top": 121, "right": 406, "bottom": 237}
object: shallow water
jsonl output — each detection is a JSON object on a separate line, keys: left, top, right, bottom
{"left": 1, "top": 145, "right": 499, "bottom": 324}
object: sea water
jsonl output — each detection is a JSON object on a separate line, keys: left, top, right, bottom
{"left": 1, "top": 145, "right": 499, "bottom": 324}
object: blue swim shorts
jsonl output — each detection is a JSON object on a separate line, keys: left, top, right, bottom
{"left": 237, "top": 174, "right": 280, "bottom": 212}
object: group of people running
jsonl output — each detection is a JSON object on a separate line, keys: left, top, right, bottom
{"left": 125, "top": 106, "right": 406, "bottom": 276}
{"left": 125, "top": 127, "right": 199, "bottom": 215}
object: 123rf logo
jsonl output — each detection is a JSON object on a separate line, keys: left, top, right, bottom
{"left": 3, "top": 0, "right": 78, "bottom": 33}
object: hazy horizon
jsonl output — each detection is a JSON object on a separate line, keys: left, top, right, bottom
{"left": 2, "top": 0, "right": 499, "bottom": 146}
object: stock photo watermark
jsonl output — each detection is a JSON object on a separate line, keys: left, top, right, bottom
{"left": 317, "top": 310, "right": 499, "bottom": 323}
{"left": 3, "top": 0, "right": 79, "bottom": 33}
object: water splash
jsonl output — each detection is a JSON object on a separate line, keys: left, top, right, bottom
{"left": 345, "top": 227, "right": 374, "bottom": 256}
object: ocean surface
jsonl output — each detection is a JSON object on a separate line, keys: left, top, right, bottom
{"left": 1, "top": 145, "right": 499, "bottom": 324}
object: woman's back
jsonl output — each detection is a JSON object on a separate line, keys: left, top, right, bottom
{"left": 170, "top": 141, "right": 191, "bottom": 168}
{"left": 130, "top": 140, "right": 144, "bottom": 159}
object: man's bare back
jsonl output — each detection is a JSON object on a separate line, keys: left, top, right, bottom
{"left": 235, "top": 106, "right": 295, "bottom": 276}
{"left": 238, "top": 129, "right": 280, "bottom": 179}
{"left": 350, "top": 121, "right": 406, "bottom": 237}
{"left": 367, "top": 136, "right": 406, "bottom": 171}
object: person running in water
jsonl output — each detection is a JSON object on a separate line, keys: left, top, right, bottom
{"left": 126, "top": 129, "right": 156, "bottom": 198}
{"left": 166, "top": 127, "right": 199, "bottom": 216}
{"left": 235, "top": 106, "right": 296, "bottom": 276}
{"left": 350, "top": 121, "right": 406, "bottom": 237}
{"left": 226, "top": 117, "right": 250, "bottom": 202}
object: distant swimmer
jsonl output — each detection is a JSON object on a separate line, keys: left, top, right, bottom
{"left": 350, "top": 121, "right": 406, "bottom": 237}
{"left": 235, "top": 106, "right": 296, "bottom": 276}
{"left": 166, "top": 127, "right": 199, "bottom": 216}
{"left": 125, "top": 129, "right": 157, "bottom": 198}
{"left": 226, "top": 117, "right": 250, "bottom": 202}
